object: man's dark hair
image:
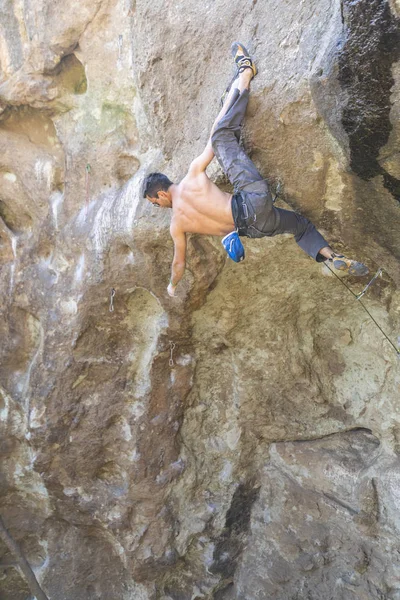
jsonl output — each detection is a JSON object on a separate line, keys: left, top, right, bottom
{"left": 142, "top": 172, "right": 173, "bottom": 199}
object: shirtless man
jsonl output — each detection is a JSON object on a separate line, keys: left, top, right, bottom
{"left": 142, "top": 43, "right": 369, "bottom": 297}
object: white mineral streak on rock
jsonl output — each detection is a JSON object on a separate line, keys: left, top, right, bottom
{"left": 11, "top": 234, "right": 17, "bottom": 259}
{"left": 76, "top": 198, "right": 97, "bottom": 227}
{"left": 0, "top": 387, "right": 11, "bottom": 422}
{"left": 117, "top": 33, "right": 123, "bottom": 70}
{"left": 130, "top": 401, "right": 145, "bottom": 419}
{"left": 8, "top": 234, "right": 17, "bottom": 295}
{"left": 50, "top": 190, "right": 64, "bottom": 229}
{"left": 120, "top": 416, "right": 132, "bottom": 441}
{"left": 89, "top": 150, "right": 161, "bottom": 254}
{"left": 225, "top": 425, "right": 241, "bottom": 450}
{"left": 39, "top": 252, "right": 59, "bottom": 284}
{"left": 91, "top": 187, "right": 128, "bottom": 255}
{"left": 129, "top": 448, "right": 141, "bottom": 462}
{"left": 32, "top": 544, "right": 50, "bottom": 587}
{"left": 29, "top": 405, "right": 46, "bottom": 428}
{"left": 73, "top": 253, "right": 85, "bottom": 283}
{"left": 219, "top": 460, "right": 233, "bottom": 482}
{"left": 35, "top": 158, "right": 53, "bottom": 189}
{"left": 324, "top": 159, "right": 345, "bottom": 211}
{"left": 123, "top": 288, "right": 167, "bottom": 399}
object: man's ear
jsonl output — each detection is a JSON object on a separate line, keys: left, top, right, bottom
{"left": 157, "top": 190, "right": 167, "bottom": 200}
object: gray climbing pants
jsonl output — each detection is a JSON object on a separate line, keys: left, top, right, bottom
{"left": 211, "top": 88, "right": 329, "bottom": 261}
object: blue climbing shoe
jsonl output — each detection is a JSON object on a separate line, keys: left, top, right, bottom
{"left": 222, "top": 231, "right": 245, "bottom": 263}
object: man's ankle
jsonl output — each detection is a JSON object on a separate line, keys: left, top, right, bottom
{"left": 238, "top": 67, "right": 253, "bottom": 81}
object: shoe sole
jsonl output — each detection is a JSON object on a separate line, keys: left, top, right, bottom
{"left": 231, "top": 42, "right": 250, "bottom": 59}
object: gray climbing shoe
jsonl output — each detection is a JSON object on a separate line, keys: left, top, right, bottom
{"left": 220, "top": 43, "right": 257, "bottom": 106}
{"left": 329, "top": 254, "right": 369, "bottom": 276}
{"left": 231, "top": 42, "right": 257, "bottom": 78}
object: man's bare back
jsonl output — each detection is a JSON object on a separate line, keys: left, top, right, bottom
{"left": 171, "top": 170, "right": 234, "bottom": 237}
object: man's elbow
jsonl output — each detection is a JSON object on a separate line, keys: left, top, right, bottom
{"left": 173, "top": 260, "right": 186, "bottom": 271}
{"left": 189, "top": 158, "right": 203, "bottom": 175}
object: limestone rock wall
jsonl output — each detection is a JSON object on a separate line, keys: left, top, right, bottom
{"left": 0, "top": 0, "right": 400, "bottom": 599}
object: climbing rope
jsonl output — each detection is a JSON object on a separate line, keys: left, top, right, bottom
{"left": 324, "top": 262, "right": 400, "bottom": 357}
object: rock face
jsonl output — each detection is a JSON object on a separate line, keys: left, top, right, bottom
{"left": 0, "top": 0, "right": 400, "bottom": 599}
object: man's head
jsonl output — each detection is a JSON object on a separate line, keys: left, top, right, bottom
{"left": 142, "top": 172, "right": 173, "bottom": 207}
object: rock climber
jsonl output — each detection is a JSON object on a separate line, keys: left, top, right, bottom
{"left": 142, "top": 43, "right": 369, "bottom": 297}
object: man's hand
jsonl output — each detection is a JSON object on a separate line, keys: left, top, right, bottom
{"left": 167, "top": 282, "right": 177, "bottom": 297}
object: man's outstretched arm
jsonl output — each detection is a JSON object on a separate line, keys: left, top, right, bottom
{"left": 168, "top": 225, "right": 187, "bottom": 297}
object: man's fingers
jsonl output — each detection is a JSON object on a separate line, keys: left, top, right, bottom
{"left": 167, "top": 283, "right": 176, "bottom": 297}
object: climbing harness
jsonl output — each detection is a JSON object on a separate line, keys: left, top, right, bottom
{"left": 85, "top": 164, "right": 91, "bottom": 207}
{"left": 324, "top": 262, "right": 399, "bottom": 357}
{"left": 169, "top": 341, "right": 176, "bottom": 367}
{"left": 109, "top": 288, "right": 116, "bottom": 312}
